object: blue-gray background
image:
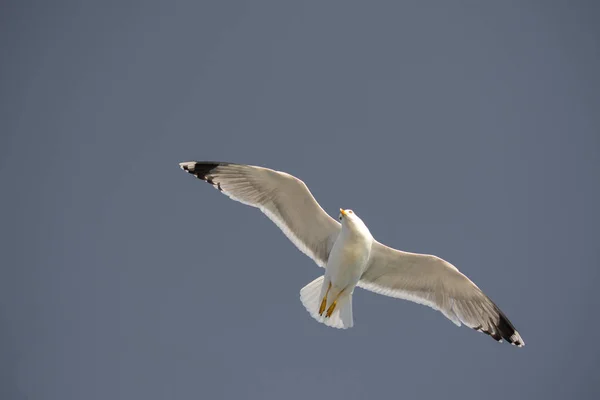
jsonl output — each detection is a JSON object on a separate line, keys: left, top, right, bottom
{"left": 1, "top": 1, "right": 599, "bottom": 399}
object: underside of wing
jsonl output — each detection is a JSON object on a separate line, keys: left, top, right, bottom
{"left": 358, "top": 241, "right": 524, "bottom": 347}
{"left": 179, "top": 161, "right": 340, "bottom": 267}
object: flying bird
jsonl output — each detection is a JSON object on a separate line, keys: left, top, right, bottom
{"left": 179, "top": 161, "right": 524, "bottom": 347}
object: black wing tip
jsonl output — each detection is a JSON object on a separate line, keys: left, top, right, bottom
{"left": 473, "top": 312, "right": 525, "bottom": 348}
{"left": 179, "top": 161, "right": 227, "bottom": 181}
{"left": 496, "top": 312, "right": 525, "bottom": 347}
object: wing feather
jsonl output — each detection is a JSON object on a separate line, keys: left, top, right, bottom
{"left": 179, "top": 161, "right": 340, "bottom": 267}
{"left": 358, "top": 241, "right": 524, "bottom": 346}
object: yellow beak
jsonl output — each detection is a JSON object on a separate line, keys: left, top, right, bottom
{"left": 340, "top": 208, "right": 347, "bottom": 216}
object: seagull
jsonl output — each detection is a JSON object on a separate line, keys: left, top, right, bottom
{"left": 179, "top": 161, "right": 524, "bottom": 347}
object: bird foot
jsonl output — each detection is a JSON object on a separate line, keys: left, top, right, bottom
{"left": 318, "top": 282, "right": 332, "bottom": 316}
{"left": 325, "top": 301, "right": 337, "bottom": 318}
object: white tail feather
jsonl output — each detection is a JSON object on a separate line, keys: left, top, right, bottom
{"left": 300, "top": 276, "right": 354, "bottom": 329}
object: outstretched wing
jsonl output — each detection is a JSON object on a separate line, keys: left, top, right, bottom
{"left": 358, "top": 241, "right": 524, "bottom": 346}
{"left": 179, "top": 161, "right": 341, "bottom": 267}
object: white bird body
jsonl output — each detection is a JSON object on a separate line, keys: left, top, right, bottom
{"left": 310, "top": 210, "right": 373, "bottom": 328}
{"left": 326, "top": 211, "right": 373, "bottom": 294}
{"left": 179, "top": 161, "right": 525, "bottom": 346}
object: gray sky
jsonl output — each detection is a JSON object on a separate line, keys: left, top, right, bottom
{"left": 1, "top": 1, "right": 599, "bottom": 399}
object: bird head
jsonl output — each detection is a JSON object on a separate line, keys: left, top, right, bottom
{"left": 338, "top": 208, "right": 355, "bottom": 221}
{"left": 338, "top": 208, "right": 372, "bottom": 238}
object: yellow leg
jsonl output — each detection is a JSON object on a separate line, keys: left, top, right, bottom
{"left": 319, "top": 282, "right": 332, "bottom": 316}
{"left": 325, "top": 289, "right": 345, "bottom": 318}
